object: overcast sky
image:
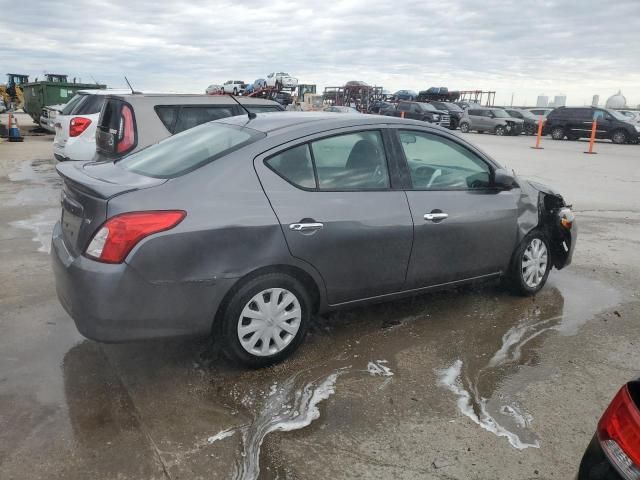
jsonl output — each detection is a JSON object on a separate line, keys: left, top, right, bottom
{"left": 3, "top": 0, "right": 639, "bottom": 106}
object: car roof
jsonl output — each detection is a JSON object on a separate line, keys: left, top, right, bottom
{"left": 75, "top": 88, "right": 135, "bottom": 96}
{"left": 101, "top": 93, "right": 279, "bottom": 106}
{"left": 217, "top": 111, "right": 431, "bottom": 134}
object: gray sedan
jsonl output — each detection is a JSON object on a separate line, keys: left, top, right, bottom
{"left": 52, "top": 112, "right": 576, "bottom": 367}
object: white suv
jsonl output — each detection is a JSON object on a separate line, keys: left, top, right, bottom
{"left": 53, "top": 89, "right": 131, "bottom": 161}
{"left": 266, "top": 72, "right": 298, "bottom": 89}
{"left": 221, "top": 80, "right": 246, "bottom": 95}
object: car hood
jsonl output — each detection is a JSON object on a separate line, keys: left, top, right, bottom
{"left": 523, "top": 179, "right": 561, "bottom": 196}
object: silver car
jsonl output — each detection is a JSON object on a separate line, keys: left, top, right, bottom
{"left": 52, "top": 112, "right": 576, "bottom": 367}
{"left": 460, "top": 107, "right": 525, "bottom": 135}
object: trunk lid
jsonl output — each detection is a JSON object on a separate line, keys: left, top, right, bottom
{"left": 53, "top": 115, "right": 71, "bottom": 148}
{"left": 56, "top": 161, "right": 166, "bottom": 256}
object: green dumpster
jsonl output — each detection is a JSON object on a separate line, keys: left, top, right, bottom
{"left": 22, "top": 74, "right": 106, "bottom": 123}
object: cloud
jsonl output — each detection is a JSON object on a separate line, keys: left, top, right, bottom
{"left": 2, "top": 0, "right": 639, "bottom": 106}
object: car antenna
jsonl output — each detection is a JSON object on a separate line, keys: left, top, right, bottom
{"left": 124, "top": 76, "right": 140, "bottom": 94}
{"left": 227, "top": 93, "right": 257, "bottom": 120}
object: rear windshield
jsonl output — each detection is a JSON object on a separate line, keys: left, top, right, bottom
{"left": 99, "top": 98, "right": 122, "bottom": 130}
{"left": 117, "top": 122, "right": 264, "bottom": 178}
{"left": 61, "top": 94, "right": 86, "bottom": 115}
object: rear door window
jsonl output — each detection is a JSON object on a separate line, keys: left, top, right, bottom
{"left": 61, "top": 94, "right": 86, "bottom": 115}
{"left": 174, "top": 106, "right": 236, "bottom": 133}
{"left": 72, "top": 95, "right": 105, "bottom": 115}
{"left": 310, "top": 131, "right": 389, "bottom": 190}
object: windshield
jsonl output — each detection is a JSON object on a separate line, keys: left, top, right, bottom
{"left": 420, "top": 103, "right": 437, "bottom": 112}
{"left": 608, "top": 109, "right": 630, "bottom": 121}
{"left": 492, "top": 110, "right": 510, "bottom": 118}
{"left": 61, "top": 94, "right": 86, "bottom": 115}
{"left": 117, "top": 122, "right": 265, "bottom": 178}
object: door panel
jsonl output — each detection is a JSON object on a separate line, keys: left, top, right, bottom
{"left": 395, "top": 128, "right": 519, "bottom": 288}
{"left": 255, "top": 132, "right": 413, "bottom": 305}
{"left": 405, "top": 190, "right": 519, "bottom": 287}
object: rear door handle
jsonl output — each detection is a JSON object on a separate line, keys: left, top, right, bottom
{"left": 289, "top": 222, "right": 324, "bottom": 232}
{"left": 424, "top": 213, "right": 448, "bottom": 222}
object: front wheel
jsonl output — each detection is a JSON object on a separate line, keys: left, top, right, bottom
{"left": 505, "top": 230, "right": 551, "bottom": 296}
{"left": 524, "top": 123, "right": 536, "bottom": 136}
{"left": 459, "top": 122, "right": 470, "bottom": 133}
{"left": 220, "top": 273, "right": 311, "bottom": 367}
{"left": 233, "top": 88, "right": 238, "bottom": 95}
{"left": 612, "top": 130, "right": 628, "bottom": 144}
{"left": 495, "top": 125, "right": 506, "bottom": 136}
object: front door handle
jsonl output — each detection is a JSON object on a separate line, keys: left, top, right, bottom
{"left": 289, "top": 222, "right": 324, "bottom": 232}
{"left": 424, "top": 212, "right": 448, "bottom": 222}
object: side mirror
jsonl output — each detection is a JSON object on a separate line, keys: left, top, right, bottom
{"left": 493, "top": 168, "right": 516, "bottom": 189}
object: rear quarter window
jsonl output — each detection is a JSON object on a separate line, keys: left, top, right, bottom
{"left": 174, "top": 106, "right": 236, "bottom": 133}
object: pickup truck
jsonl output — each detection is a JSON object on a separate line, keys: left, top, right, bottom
{"left": 383, "top": 101, "right": 450, "bottom": 128}
{"left": 265, "top": 72, "right": 298, "bottom": 89}
{"left": 221, "top": 80, "right": 247, "bottom": 95}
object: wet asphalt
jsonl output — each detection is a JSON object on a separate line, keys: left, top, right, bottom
{"left": 1, "top": 123, "right": 639, "bottom": 479}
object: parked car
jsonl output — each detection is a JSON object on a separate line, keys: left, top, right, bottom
{"left": 323, "top": 106, "right": 360, "bottom": 113}
{"left": 428, "top": 101, "right": 465, "bottom": 130}
{"left": 544, "top": 107, "right": 640, "bottom": 144}
{"left": 53, "top": 89, "right": 132, "bottom": 162}
{"left": 618, "top": 110, "right": 640, "bottom": 124}
{"left": 273, "top": 91, "right": 293, "bottom": 106}
{"left": 577, "top": 378, "right": 640, "bottom": 479}
{"left": 503, "top": 108, "right": 540, "bottom": 135}
{"left": 205, "top": 84, "right": 223, "bottom": 95}
{"left": 393, "top": 90, "right": 418, "bottom": 101}
{"left": 528, "top": 108, "right": 554, "bottom": 117}
{"left": 368, "top": 101, "right": 394, "bottom": 114}
{"left": 459, "top": 107, "right": 524, "bottom": 136}
{"left": 221, "top": 80, "right": 247, "bottom": 95}
{"left": 52, "top": 112, "right": 576, "bottom": 367}
{"left": 266, "top": 72, "right": 298, "bottom": 89}
{"left": 456, "top": 101, "right": 482, "bottom": 110}
{"left": 384, "top": 101, "right": 450, "bottom": 127}
{"left": 94, "top": 94, "right": 283, "bottom": 162}
{"left": 39, "top": 104, "right": 65, "bottom": 133}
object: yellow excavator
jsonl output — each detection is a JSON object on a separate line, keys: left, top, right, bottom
{"left": 1, "top": 73, "right": 29, "bottom": 110}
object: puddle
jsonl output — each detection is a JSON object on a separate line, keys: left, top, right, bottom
{"left": 435, "top": 274, "right": 621, "bottom": 450}
{"left": 6, "top": 158, "right": 60, "bottom": 253}
{"left": 10, "top": 208, "right": 59, "bottom": 253}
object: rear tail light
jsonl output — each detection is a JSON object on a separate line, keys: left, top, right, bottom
{"left": 69, "top": 117, "right": 92, "bottom": 137}
{"left": 597, "top": 383, "right": 640, "bottom": 479}
{"left": 85, "top": 211, "right": 186, "bottom": 264}
{"left": 117, "top": 104, "right": 135, "bottom": 153}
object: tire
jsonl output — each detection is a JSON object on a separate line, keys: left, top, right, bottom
{"left": 459, "top": 122, "right": 470, "bottom": 133}
{"left": 495, "top": 125, "right": 506, "bottom": 136}
{"left": 524, "top": 123, "right": 536, "bottom": 136}
{"left": 233, "top": 88, "right": 238, "bottom": 95}
{"left": 220, "top": 273, "right": 311, "bottom": 368}
{"left": 505, "top": 230, "right": 551, "bottom": 296}
{"left": 551, "top": 126, "right": 565, "bottom": 140}
{"left": 612, "top": 129, "right": 628, "bottom": 144}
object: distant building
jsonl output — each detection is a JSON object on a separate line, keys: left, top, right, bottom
{"left": 605, "top": 90, "right": 627, "bottom": 109}
{"left": 553, "top": 95, "right": 567, "bottom": 107}
{"left": 536, "top": 95, "right": 549, "bottom": 107}
{"left": 592, "top": 95, "right": 600, "bottom": 107}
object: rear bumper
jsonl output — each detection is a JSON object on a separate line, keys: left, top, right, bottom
{"left": 577, "top": 435, "right": 623, "bottom": 480}
{"left": 51, "top": 221, "right": 235, "bottom": 342}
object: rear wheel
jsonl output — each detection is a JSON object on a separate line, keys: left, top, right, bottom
{"left": 505, "top": 230, "right": 551, "bottom": 296}
{"left": 495, "top": 125, "right": 506, "bottom": 136}
{"left": 524, "top": 123, "right": 536, "bottom": 135}
{"left": 612, "top": 129, "right": 628, "bottom": 144}
{"left": 459, "top": 122, "right": 470, "bottom": 133}
{"left": 551, "top": 126, "right": 565, "bottom": 140}
{"left": 220, "top": 273, "right": 311, "bottom": 367}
